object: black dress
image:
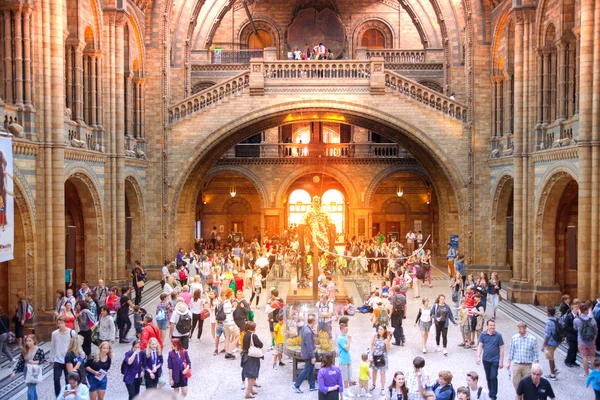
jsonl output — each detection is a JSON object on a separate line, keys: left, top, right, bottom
{"left": 241, "top": 332, "right": 263, "bottom": 379}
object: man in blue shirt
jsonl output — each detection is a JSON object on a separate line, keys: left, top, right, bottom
{"left": 541, "top": 306, "right": 561, "bottom": 381}
{"left": 293, "top": 316, "right": 318, "bottom": 393}
{"left": 446, "top": 243, "right": 457, "bottom": 278}
{"left": 476, "top": 319, "right": 504, "bottom": 400}
{"left": 337, "top": 322, "right": 354, "bottom": 397}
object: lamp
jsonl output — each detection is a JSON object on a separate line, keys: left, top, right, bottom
{"left": 230, "top": 183, "right": 236, "bottom": 198}
{"left": 397, "top": 186, "right": 403, "bottom": 197}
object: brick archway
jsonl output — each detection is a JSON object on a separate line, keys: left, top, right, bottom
{"left": 490, "top": 173, "right": 514, "bottom": 267}
{"left": 125, "top": 175, "right": 146, "bottom": 268}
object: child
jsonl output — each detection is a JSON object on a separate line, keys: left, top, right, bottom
{"left": 133, "top": 306, "right": 144, "bottom": 339}
{"left": 405, "top": 356, "right": 429, "bottom": 400}
{"left": 358, "top": 353, "right": 373, "bottom": 398}
{"left": 273, "top": 315, "right": 285, "bottom": 369}
{"left": 457, "top": 299, "right": 470, "bottom": 348}
{"left": 380, "top": 281, "right": 389, "bottom": 296}
{"left": 326, "top": 276, "right": 337, "bottom": 303}
{"left": 585, "top": 358, "right": 600, "bottom": 399}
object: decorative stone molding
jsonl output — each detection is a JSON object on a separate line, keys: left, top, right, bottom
{"left": 237, "top": 18, "right": 282, "bottom": 52}
{"left": 192, "top": 64, "right": 250, "bottom": 72}
{"left": 380, "top": 196, "right": 411, "bottom": 214}
{"left": 125, "top": 158, "right": 149, "bottom": 168}
{"left": 534, "top": 162, "right": 579, "bottom": 204}
{"left": 65, "top": 148, "right": 107, "bottom": 163}
{"left": 490, "top": 173, "right": 514, "bottom": 266}
{"left": 351, "top": 17, "right": 395, "bottom": 52}
{"left": 13, "top": 165, "right": 36, "bottom": 220}
{"left": 221, "top": 196, "right": 253, "bottom": 213}
{"left": 488, "top": 157, "right": 514, "bottom": 167}
{"left": 531, "top": 147, "right": 578, "bottom": 163}
{"left": 13, "top": 139, "right": 38, "bottom": 156}
{"left": 216, "top": 157, "right": 421, "bottom": 166}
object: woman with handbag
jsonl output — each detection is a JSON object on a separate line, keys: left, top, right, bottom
{"left": 168, "top": 337, "right": 192, "bottom": 397}
{"left": 317, "top": 351, "right": 344, "bottom": 400}
{"left": 10, "top": 334, "right": 46, "bottom": 400}
{"left": 190, "top": 289, "right": 207, "bottom": 342}
{"left": 0, "top": 306, "right": 15, "bottom": 366}
{"left": 75, "top": 300, "right": 95, "bottom": 356}
{"left": 369, "top": 325, "right": 392, "bottom": 396}
{"left": 85, "top": 341, "right": 112, "bottom": 400}
{"left": 142, "top": 337, "right": 163, "bottom": 388}
{"left": 132, "top": 262, "right": 146, "bottom": 306}
{"left": 241, "top": 321, "right": 263, "bottom": 399}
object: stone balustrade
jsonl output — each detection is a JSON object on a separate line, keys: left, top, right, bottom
{"left": 365, "top": 49, "right": 425, "bottom": 63}
{"left": 261, "top": 60, "right": 372, "bottom": 80}
{"left": 220, "top": 142, "right": 412, "bottom": 159}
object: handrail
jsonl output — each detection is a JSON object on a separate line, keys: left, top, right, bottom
{"left": 384, "top": 70, "right": 467, "bottom": 123}
{"left": 366, "top": 49, "right": 425, "bottom": 63}
{"left": 168, "top": 71, "right": 250, "bottom": 123}
{"left": 261, "top": 60, "right": 371, "bottom": 80}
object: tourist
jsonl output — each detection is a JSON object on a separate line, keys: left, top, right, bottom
{"left": 10, "top": 334, "right": 45, "bottom": 400}
{"left": 487, "top": 272, "right": 501, "bottom": 318}
{"left": 105, "top": 287, "right": 119, "bottom": 318}
{"left": 507, "top": 321, "right": 539, "bottom": 390}
{"left": 558, "top": 294, "right": 571, "bottom": 316}
{"left": 405, "top": 231, "right": 415, "bottom": 253}
{"left": 471, "top": 293, "right": 486, "bottom": 344}
{"left": 76, "top": 281, "right": 91, "bottom": 301}
{"left": 0, "top": 306, "right": 15, "bottom": 366}
{"left": 476, "top": 273, "right": 489, "bottom": 311}
{"left": 161, "top": 260, "right": 171, "bottom": 289}
{"left": 140, "top": 314, "right": 163, "bottom": 350}
{"left": 273, "top": 315, "right": 285, "bottom": 369}
{"left": 93, "top": 280, "right": 108, "bottom": 308}
{"left": 432, "top": 294, "right": 457, "bottom": 355}
{"left": 476, "top": 320, "right": 504, "bottom": 400}
{"left": 405, "top": 357, "right": 429, "bottom": 400}
{"left": 249, "top": 267, "right": 262, "bottom": 308}
{"left": 457, "top": 299, "right": 471, "bottom": 348}
{"left": 293, "top": 315, "right": 318, "bottom": 393}
{"left": 465, "top": 371, "right": 489, "bottom": 400}
{"left": 317, "top": 293, "right": 335, "bottom": 337}
{"left": 86, "top": 292, "right": 98, "bottom": 319}
{"left": 142, "top": 337, "right": 163, "bottom": 389}
{"left": 446, "top": 244, "right": 456, "bottom": 278}
{"left": 61, "top": 301, "right": 76, "bottom": 331}
{"left": 574, "top": 302, "right": 598, "bottom": 376}
{"left": 207, "top": 290, "right": 220, "bottom": 342}
{"left": 163, "top": 276, "right": 175, "bottom": 295}
{"left": 51, "top": 291, "right": 67, "bottom": 321}
{"left": 97, "top": 305, "right": 115, "bottom": 344}
{"left": 541, "top": 306, "right": 561, "bottom": 380}
{"left": 76, "top": 300, "right": 95, "bottom": 356}
{"left": 223, "top": 288, "right": 241, "bottom": 360}
{"left": 190, "top": 288, "right": 206, "bottom": 342}
{"left": 450, "top": 273, "right": 463, "bottom": 317}
{"left": 357, "top": 353, "right": 372, "bottom": 398}
{"left": 170, "top": 298, "right": 193, "bottom": 350}
{"left": 65, "top": 289, "right": 77, "bottom": 310}
{"left": 563, "top": 300, "right": 580, "bottom": 367}
{"left": 317, "top": 351, "right": 344, "bottom": 400}
{"left": 49, "top": 316, "right": 74, "bottom": 396}
{"left": 385, "top": 371, "right": 408, "bottom": 400}
{"left": 132, "top": 261, "right": 146, "bottom": 306}
{"left": 456, "top": 386, "right": 470, "bottom": 400}
{"left": 409, "top": 260, "right": 421, "bottom": 298}
{"left": 117, "top": 286, "right": 135, "bottom": 343}
{"left": 369, "top": 325, "right": 391, "bottom": 396}
{"left": 123, "top": 340, "right": 144, "bottom": 400}
{"left": 85, "top": 341, "right": 112, "bottom": 400}
{"left": 585, "top": 358, "right": 600, "bottom": 399}
{"left": 516, "top": 363, "right": 556, "bottom": 400}
{"left": 65, "top": 334, "right": 87, "bottom": 386}
{"left": 214, "top": 292, "right": 227, "bottom": 355}
{"left": 179, "top": 285, "right": 192, "bottom": 306}
{"left": 168, "top": 337, "right": 191, "bottom": 397}
{"left": 420, "top": 249, "right": 432, "bottom": 288}
{"left": 337, "top": 322, "right": 353, "bottom": 397}
{"left": 426, "top": 370, "right": 455, "bottom": 400}
{"left": 57, "top": 371, "right": 90, "bottom": 400}
{"left": 414, "top": 297, "right": 433, "bottom": 354}
{"left": 241, "top": 321, "right": 263, "bottom": 399}
{"left": 465, "top": 274, "right": 476, "bottom": 291}
{"left": 156, "top": 293, "right": 174, "bottom": 343}
{"left": 390, "top": 285, "right": 407, "bottom": 346}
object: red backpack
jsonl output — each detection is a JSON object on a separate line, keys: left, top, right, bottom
{"left": 179, "top": 267, "right": 188, "bottom": 281}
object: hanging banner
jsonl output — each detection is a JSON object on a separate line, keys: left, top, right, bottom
{"left": 0, "top": 136, "right": 14, "bottom": 262}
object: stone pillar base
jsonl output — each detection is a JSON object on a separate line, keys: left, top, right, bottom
{"left": 506, "top": 280, "right": 562, "bottom": 305}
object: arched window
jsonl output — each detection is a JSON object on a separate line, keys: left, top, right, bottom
{"left": 288, "top": 189, "right": 312, "bottom": 227}
{"left": 247, "top": 30, "right": 272, "bottom": 49}
{"left": 323, "top": 127, "right": 340, "bottom": 144}
{"left": 361, "top": 29, "right": 385, "bottom": 49}
{"left": 321, "top": 189, "right": 345, "bottom": 235}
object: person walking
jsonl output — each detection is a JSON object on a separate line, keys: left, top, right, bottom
{"left": 516, "top": 363, "right": 556, "bottom": 400}
{"left": 142, "top": 337, "right": 163, "bottom": 389}
{"left": 117, "top": 286, "right": 135, "bottom": 343}
{"left": 541, "top": 306, "right": 561, "bottom": 381}
{"left": 432, "top": 295, "right": 457, "bottom": 355}
{"left": 10, "top": 334, "right": 45, "bottom": 400}
{"left": 97, "top": 306, "right": 115, "bottom": 344}
{"left": 140, "top": 314, "right": 163, "bottom": 350}
{"left": 574, "top": 303, "right": 598, "bottom": 376}
{"left": 189, "top": 289, "right": 206, "bottom": 342}
{"left": 155, "top": 293, "right": 174, "bottom": 344}
{"left": 487, "top": 273, "right": 501, "bottom": 319}
{"left": 293, "top": 316, "right": 318, "bottom": 393}
{"left": 132, "top": 262, "right": 147, "bottom": 306}
{"left": 75, "top": 300, "right": 96, "bottom": 356}
{"left": 241, "top": 321, "right": 263, "bottom": 399}
{"left": 122, "top": 340, "right": 144, "bottom": 400}
{"left": 507, "top": 321, "right": 539, "bottom": 391}
{"left": 369, "top": 325, "right": 392, "bottom": 396}
{"left": 0, "top": 306, "right": 15, "bottom": 366}
{"left": 49, "top": 316, "right": 74, "bottom": 397}
{"left": 563, "top": 301, "right": 580, "bottom": 368}
{"left": 476, "top": 320, "right": 504, "bottom": 400}
{"left": 85, "top": 341, "right": 112, "bottom": 400}
{"left": 446, "top": 244, "right": 457, "bottom": 278}
{"left": 317, "top": 351, "right": 344, "bottom": 400}
{"left": 170, "top": 298, "right": 193, "bottom": 350}
{"left": 414, "top": 297, "right": 433, "bottom": 354}
{"left": 390, "top": 285, "right": 407, "bottom": 346}
{"left": 168, "top": 337, "right": 192, "bottom": 397}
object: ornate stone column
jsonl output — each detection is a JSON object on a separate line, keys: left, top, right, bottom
{"left": 22, "top": 6, "right": 32, "bottom": 109}
{"left": 90, "top": 54, "right": 97, "bottom": 127}
{"left": 512, "top": 14, "right": 524, "bottom": 283}
{"left": 115, "top": 15, "right": 126, "bottom": 280}
{"left": 590, "top": 0, "right": 600, "bottom": 295}
{"left": 13, "top": 8, "right": 23, "bottom": 107}
{"left": 556, "top": 40, "right": 567, "bottom": 121}
{"left": 4, "top": 10, "right": 13, "bottom": 103}
{"left": 536, "top": 49, "right": 543, "bottom": 127}
{"left": 74, "top": 41, "right": 85, "bottom": 124}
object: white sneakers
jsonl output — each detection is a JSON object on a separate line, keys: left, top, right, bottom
{"left": 436, "top": 347, "right": 441, "bottom": 352}
{"left": 422, "top": 347, "right": 427, "bottom": 353}
{"left": 443, "top": 348, "right": 448, "bottom": 355}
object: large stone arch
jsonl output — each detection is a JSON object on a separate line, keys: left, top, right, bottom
{"left": 273, "top": 165, "right": 359, "bottom": 209}
{"left": 12, "top": 176, "right": 36, "bottom": 306}
{"left": 198, "top": 165, "right": 270, "bottom": 209}
{"left": 380, "top": 196, "right": 412, "bottom": 214}
{"left": 64, "top": 168, "right": 106, "bottom": 282}
{"left": 363, "top": 164, "right": 431, "bottom": 208}
{"left": 351, "top": 17, "right": 396, "bottom": 53}
{"left": 169, "top": 100, "right": 466, "bottom": 256}
{"left": 534, "top": 169, "right": 578, "bottom": 290}
{"left": 490, "top": 173, "right": 514, "bottom": 267}
{"left": 125, "top": 174, "right": 146, "bottom": 266}
{"left": 221, "top": 196, "right": 253, "bottom": 213}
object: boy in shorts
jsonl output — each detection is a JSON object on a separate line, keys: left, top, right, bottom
{"left": 358, "top": 353, "right": 372, "bottom": 397}
{"left": 337, "top": 322, "right": 354, "bottom": 397}
{"left": 273, "top": 315, "right": 285, "bottom": 369}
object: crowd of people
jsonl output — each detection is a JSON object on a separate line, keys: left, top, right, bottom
{"left": 2, "top": 229, "right": 600, "bottom": 400}
{"left": 287, "top": 43, "right": 335, "bottom": 61}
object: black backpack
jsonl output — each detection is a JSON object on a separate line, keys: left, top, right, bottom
{"left": 215, "top": 303, "right": 226, "bottom": 322}
{"left": 175, "top": 312, "right": 192, "bottom": 333}
{"left": 552, "top": 319, "right": 566, "bottom": 343}
{"left": 579, "top": 317, "right": 596, "bottom": 342}
{"left": 392, "top": 295, "right": 405, "bottom": 316}
{"left": 416, "top": 265, "right": 425, "bottom": 280}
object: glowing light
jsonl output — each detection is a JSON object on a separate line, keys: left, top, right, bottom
{"left": 230, "top": 184, "right": 236, "bottom": 197}
{"left": 397, "top": 187, "right": 404, "bottom": 197}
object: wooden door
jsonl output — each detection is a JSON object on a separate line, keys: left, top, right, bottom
{"left": 248, "top": 30, "right": 272, "bottom": 49}
{"left": 386, "top": 221, "right": 400, "bottom": 243}
{"left": 361, "top": 29, "right": 385, "bottom": 49}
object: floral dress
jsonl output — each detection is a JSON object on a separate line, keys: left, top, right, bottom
{"left": 370, "top": 335, "right": 388, "bottom": 371}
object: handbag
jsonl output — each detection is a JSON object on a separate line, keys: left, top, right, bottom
{"left": 200, "top": 309, "right": 210, "bottom": 320}
{"left": 475, "top": 315, "right": 484, "bottom": 331}
{"left": 372, "top": 354, "right": 386, "bottom": 368}
{"left": 248, "top": 333, "right": 263, "bottom": 358}
{"left": 25, "top": 363, "right": 43, "bottom": 384}
{"left": 136, "top": 279, "right": 145, "bottom": 289}
{"left": 183, "top": 362, "right": 192, "bottom": 379}
{"left": 498, "top": 292, "right": 503, "bottom": 302}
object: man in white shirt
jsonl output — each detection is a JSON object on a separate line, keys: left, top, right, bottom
{"left": 368, "top": 292, "right": 383, "bottom": 310}
{"left": 93, "top": 279, "right": 108, "bottom": 307}
{"left": 405, "top": 231, "right": 416, "bottom": 253}
{"left": 466, "top": 371, "right": 490, "bottom": 400}
{"left": 49, "top": 316, "right": 74, "bottom": 397}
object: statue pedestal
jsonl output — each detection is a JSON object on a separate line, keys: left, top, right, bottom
{"left": 286, "top": 275, "right": 350, "bottom": 305}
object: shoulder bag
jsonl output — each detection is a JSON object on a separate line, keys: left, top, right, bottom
{"left": 25, "top": 363, "right": 43, "bottom": 384}
{"left": 248, "top": 333, "right": 263, "bottom": 358}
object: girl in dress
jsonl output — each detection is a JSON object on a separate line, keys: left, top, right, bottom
{"left": 369, "top": 325, "right": 392, "bottom": 396}
{"left": 414, "top": 297, "right": 433, "bottom": 354}
{"left": 61, "top": 301, "right": 76, "bottom": 331}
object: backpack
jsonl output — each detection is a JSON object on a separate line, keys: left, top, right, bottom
{"left": 112, "top": 296, "right": 121, "bottom": 312}
{"left": 179, "top": 267, "right": 188, "bottom": 282}
{"left": 378, "top": 308, "right": 389, "bottom": 326}
{"left": 552, "top": 319, "right": 565, "bottom": 343}
{"left": 392, "top": 295, "right": 405, "bottom": 316}
{"left": 175, "top": 312, "right": 192, "bottom": 334}
{"left": 476, "top": 387, "right": 483, "bottom": 399}
{"left": 215, "top": 303, "right": 226, "bottom": 322}
{"left": 559, "top": 312, "right": 571, "bottom": 329}
{"left": 594, "top": 303, "right": 600, "bottom": 320}
{"left": 25, "top": 303, "right": 35, "bottom": 321}
{"left": 399, "top": 277, "right": 408, "bottom": 293}
{"left": 416, "top": 265, "right": 425, "bottom": 280}
{"left": 432, "top": 382, "right": 455, "bottom": 400}
{"left": 156, "top": 308, "right": 166, "bottom": 322}
{"left": 579, "top": 317, "right": 596, "bottom": 342}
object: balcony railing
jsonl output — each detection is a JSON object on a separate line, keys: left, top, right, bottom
{"left": 221, "top": 143, "right": 413, "bottom": 159}
{"left": 211, "top": 49, "right": 264, "bottom": 64}
{"left": 365, "top": 49, "right": 425, "bottom": 63}
{"left": 262, "top": 61, "right": 371, "bottom": 80}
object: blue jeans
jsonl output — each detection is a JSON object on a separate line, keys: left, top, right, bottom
{"left": 24, "top": 368, "right": 38, "bottom": 400}
{"left": 483, "top": 360, "right": 499, "bottom": 400}
{"left": 294, "top": 359, "right": 315, "bottom": 389}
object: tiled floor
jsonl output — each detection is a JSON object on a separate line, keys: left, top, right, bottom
{"left": 20, "top": 268, "right": 595, "bottom": 399}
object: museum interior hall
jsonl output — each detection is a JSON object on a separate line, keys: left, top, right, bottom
{"left": 0, "top": 0, "right": 598, "bottom": 344}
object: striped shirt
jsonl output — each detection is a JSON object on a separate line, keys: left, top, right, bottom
{"left": 508, "top": 332, "right": 539, "bottom": 364}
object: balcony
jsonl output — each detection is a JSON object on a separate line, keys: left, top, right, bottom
{"left": 221, "top": 143, "right": 413, "bottom": 159}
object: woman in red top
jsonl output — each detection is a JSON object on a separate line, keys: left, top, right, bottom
{"left": 106, "top": 287, "right": 120, "bottom": 314}
{"left": 61, "top": 301, "right": 76, "bottom": 330}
